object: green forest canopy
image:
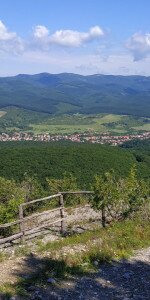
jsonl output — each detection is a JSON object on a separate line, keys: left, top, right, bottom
{"left": 0, "top": 141, "right": 149, "bottom": 189}
{"left": 0, "top": 73, "right": 150, "bottom": 116}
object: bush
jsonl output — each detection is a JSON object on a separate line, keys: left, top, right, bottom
{"left": 91, "top": 166, "right": 150, "bottom": 227}
{"left": 46, "top": 172, "right": 83, "bottom": 206}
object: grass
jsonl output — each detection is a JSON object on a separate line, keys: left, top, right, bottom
{"left": 132, "top": 124, "right": 150, "bottom": 131}
{"left": 0, "top": 111, "right": 6, "bottom": 118}
{"left": 30, "top": 113, "right": 123, "bottom": 134}
{"left": 36, "top": 217, "right": 150, "bottom": 260}
{"left": 29, "top": 113, "right": 150, "bottom": 134}
{"left": 0, "top": 252, "right": 9, "bottom": 262}
{"left": 0, "top": 108, "right": 150, "bottom": 134}
{"left": 0, "top": 283, "right": 27, "bottom": 298}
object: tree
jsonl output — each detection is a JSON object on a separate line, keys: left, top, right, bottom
{"left": 46, "top": 172, "right": 81, "bottom": 206}
{"left": 0, "top": 177, "right": 25, "bottom": 236}
{"left": 91, "top": 170, "right": 120, "bottom": 227}
{"left": 123, "top": 166, "right": 150, "bottom": 217}
{"left": 91, "top": 166, "right": 150, "bottom": 227}
{"left": 21, "top": 174, "right": 45, "bottom": 202}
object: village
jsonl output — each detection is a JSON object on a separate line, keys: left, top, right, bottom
{"left": 0, "top": 131, "right": 150, "bottom": 145}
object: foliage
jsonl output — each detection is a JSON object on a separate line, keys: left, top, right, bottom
{"left": 0, "top": 177, "right": 21, "bottom": 205}
{"left": 91, "top": 166, "right": 150, "bottom": 226}
{"left": 0, "top": 177, "right": 25, "bottom": 223}
{"left": 0, "top": 73, "right": 150, "bottom": 117}
{"left": 21, "top": 174, "right": 46, "bottom": 202}
{"left": 0, "top": 106, "right": 50, "bottom": 133}
{"left": 47, "top": 172, "right": 82, "bottom": 205}
{"left": 1, "top": 141, "right": 149, "bottom": 189}
{"left": 123, "top": 166, "right": 150, "bottom": 217}
{"left": 121, "top": 138, "right": 150, "bottom": 150}
{"left": 0, "top": 177, "right": 25, "bottom": 236}
{"left": 0, "top": 140, "right": 149, "bottom": 236}
{"left": 0, "top": 175, "right": 46, "bottom": 236}
{"left": 1, "top": 108, "right": 150, "bottom": 134}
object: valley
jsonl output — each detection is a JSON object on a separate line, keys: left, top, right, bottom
{"left": 0, "top": 107, "right": 150, "bottom": 135}
{"left": 1, "top": 73, "right": 150, "bottom": 137}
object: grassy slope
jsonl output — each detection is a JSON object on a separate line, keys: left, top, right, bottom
{"left": 0, "top": 111, "right": 6, "bottom": 118}
{"left": 0, "top": 107, "right": 150, "bottom": 134}
{"left": 0, "top": 216, "right": 150, "bottom": 297}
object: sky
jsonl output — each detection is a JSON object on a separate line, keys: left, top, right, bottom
{"left": 1, "top": 0, "right": 150, "bottom": 76}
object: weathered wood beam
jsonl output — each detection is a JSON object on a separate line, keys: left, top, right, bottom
{"left": 21, "top": 193, "right": 61, "bottom": 207}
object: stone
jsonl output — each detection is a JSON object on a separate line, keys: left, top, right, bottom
{"left": 94, "top": 260, "right": 99, "bottom": 266}
{"left": 47, "top": 278, "right": 56, "bottom": 284}
{"left": 28, "top": 285, "right": 35, "bottom": 291}
{"left": 123, "top": 272, "right": 133, "bottom": 279}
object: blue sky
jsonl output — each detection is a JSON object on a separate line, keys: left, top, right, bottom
{"left": 1, "top": 0, "right": 150, "bottom": 76}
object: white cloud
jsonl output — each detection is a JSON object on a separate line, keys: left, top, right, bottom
{"left": 33, "top": 25, "right": 104, "bottom": 48}
{"left": 126, "top": 32, "right": 150, "bottom": 61}
{"left": 0, "top": 21, "right": 104, "bottom": 58}
{"left": 0, "top": 20, "right": 17, "bottom": 41}
{"left": 33, "top": 25, "right": 49, "bottom": 39}
{"left": 2, "top": 21, "right": 150, "bottom": 76}
{"left": 0, "top": 20, "right": 24, "bottom": 54}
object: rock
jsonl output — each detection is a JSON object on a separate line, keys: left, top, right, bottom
{"left": 49, "top": 291, "right": 62, "bottom": 299}
{"left": 42, "top": 235, "right": 59, "bottom": 243}
{"left": 94, "top": 260, "right": 99, "bottom": 266}
{"left": 47, "top": 278, "right": 56, "bottom": 284}
{"left": 27, "top": 285, "right": 35, "bottom": 291}
{"left": 32, "top": 290, "right": 43, "bottom": 300}
{"left": 123, "top": 272, "right": 133, "bottom": 279}
{"left": 22, "top": 274, "right": 31, "bottom": 279}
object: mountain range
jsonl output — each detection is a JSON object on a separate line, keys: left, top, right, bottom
{"left": 0, "top": 73, "right": 150, "bottom": 117}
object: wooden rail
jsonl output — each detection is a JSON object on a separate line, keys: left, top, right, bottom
{"left": 0, "top": 219, "right": 21, "bottom": 228}
{"left": 61, "top": 191, "right": 94, "bottom": 195}
{"left": 20, "top": 193, "right": 61, "bottom": 206}
{"left": 0, "top": 191, "right": 93, "bottom": 247}
{"left": 0, "top": 232, "right": 23, "bottom": 245}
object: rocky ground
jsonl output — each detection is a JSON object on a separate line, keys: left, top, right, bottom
{"left": 26, "top": 247, "right": 150, "bottom": 300}
{"left": 0, "top": 247, "right": 150, "bottom": 299}
{"left": 0, "top": 204, "right": 101, "bottom": 249}
{"left": 0, "top": 205, "right": 150, "bottom": 299}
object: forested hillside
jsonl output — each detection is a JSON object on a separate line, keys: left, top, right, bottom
{"left": 0, "top": 142, "right": 149, "bottom": 188}
{"left": 0, "top": 73, "right": 150, "bottom": 116}
{"left": 121, "top": 138, "right": 150, "bottom": 150}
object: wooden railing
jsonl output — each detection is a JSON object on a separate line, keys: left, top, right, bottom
{"left": 0, "top": 191, "right": 94, "bottom": 247}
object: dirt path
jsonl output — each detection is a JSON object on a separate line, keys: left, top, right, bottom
{"left": 31, "top": 247, "right": 150, "bottom": 300}
{"left": 0, "top": 247, "right": 150, "bottom": 299}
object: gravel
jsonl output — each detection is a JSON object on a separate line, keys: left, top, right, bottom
{"left": 29, "top": 247, "right": 150, "bottom": 300}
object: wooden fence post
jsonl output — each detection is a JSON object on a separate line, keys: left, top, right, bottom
{"left": 59, "top": 194, "right": 66, "bottom": 234}
{"left": 19, "top": 205, "right": 25, "bottom": 243}
{"left": 102, "top": 205, "right": 106, "bottom": 228}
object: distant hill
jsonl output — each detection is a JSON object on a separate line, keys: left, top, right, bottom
{"left": 0, "top": 73, "right": 150, "bottom": 116}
